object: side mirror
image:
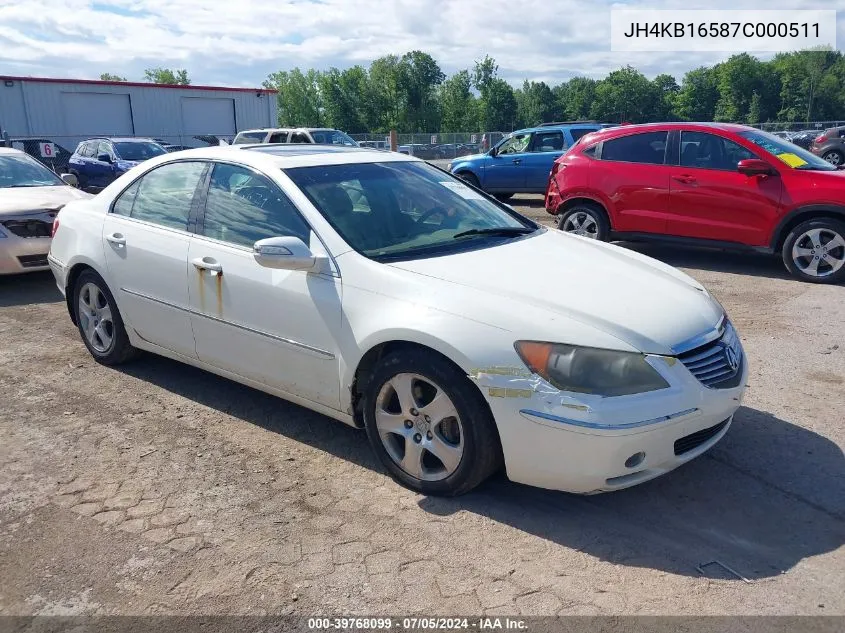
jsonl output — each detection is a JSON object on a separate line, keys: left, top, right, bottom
{"left": 60, "top": 173, "right": 79, "bottom": 187}
{"left": 253, "top": 235, "right": 328, "bottom": 272}
{"left": 97, "top": 153, "right": 112, "bottom": 164}
{"left": 489, "top": 147, "right": 498, "bottom": 157}
{"left": 738, "top": 158, "right": 776, "bottom": 176}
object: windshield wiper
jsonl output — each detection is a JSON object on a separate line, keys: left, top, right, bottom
{"left": 453, "top": 227, "right": 535, "bottom": 239}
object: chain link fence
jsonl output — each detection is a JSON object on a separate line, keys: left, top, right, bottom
{"left": 350, "top": 132, "right": 509, "bottom": 160}
{"left": 752, "top": 121, "right": 845, "bottom": 132}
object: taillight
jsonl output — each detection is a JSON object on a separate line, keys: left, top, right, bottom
{"left": 815, "top": 134, "right": 828, "bottom": 144}
{"left": 51, "top": 217, "right": 60, "bottom": 238}
{"left": 550, "top": 162, "right": 562, "bottom": 178}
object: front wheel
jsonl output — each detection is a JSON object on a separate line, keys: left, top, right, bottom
{"left": 456, "top": 172, "right": 480, "bottom": 189}
{"left": 362, "top": 349, "right": 502, "bottom": 496}
{"left": 558, "top": 203, "right": 609, "bottom": 241}
{"left": 74, "top": 269, "right": 138, "bottom": 364}
{"left": 781, "top": 218, "right": 845, "bottom": 284}
{"left": 494, "top": 193, "right": 513, "bottom": 202}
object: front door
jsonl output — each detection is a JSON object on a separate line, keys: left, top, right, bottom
{"left": 93, "top": 141, "right": 117, "bottom": 189}
{"left": 522, "top": 130, "right": 566, "bottom": 191}
{"left": 484, "top": 132, "right": 531, "bottom": 192}
{"left": 101, "top": 160, "right": 207, "bottom": 357}
{"left": 668, "top": 131, "right": 783, "bottom": 245}
{"left": 187, "top": 161, "right": 342, "bottom": 409}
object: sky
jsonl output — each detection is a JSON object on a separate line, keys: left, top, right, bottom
{"left": 1, "top": 0, "right": 844, "bottom": 89}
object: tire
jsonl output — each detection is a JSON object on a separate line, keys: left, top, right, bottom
{"left": 457, "top": 172, "right": 480, "bottom": 189}
{"left": 781, "top": 218, "right": 845, "bottom": 284}
{"left": 822, "top": 150, "right": 844, "bottom": 167}
{"left": 362, "top": 349, "right": 503, "bottom": 496}
{"left": 73, "top": 269, "right": 138, "bottom": 364}
{"left": 494, "top": 193, "right": 514, "bottom": 202}
{"left": 558, "top": 202, "right": 609, "bottom": 241}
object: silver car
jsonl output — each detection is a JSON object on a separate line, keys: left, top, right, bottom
{"left": 0, "top": 148, "right": 90, "bottom": 274}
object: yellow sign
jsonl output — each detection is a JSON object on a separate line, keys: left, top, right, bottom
{"left": 777, "top": 153, "right": 808, "bottom": 168}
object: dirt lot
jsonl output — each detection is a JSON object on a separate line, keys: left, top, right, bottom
{"left": 1, "top": 195, "right": 843, "bottom": 616}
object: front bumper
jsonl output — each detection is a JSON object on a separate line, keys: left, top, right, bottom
{"left": 0, "top": 235, "right": 51, "bottom": 275}
{"left": 480, "top": 351, "right": 748, "bottom": 494}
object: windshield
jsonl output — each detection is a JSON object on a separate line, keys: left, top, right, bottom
{"left": 285, "top": 161, "right": 538, "bottom": 261}
{"left": 310, "top": 130, "right": 359, "bottom": 147}
{"left": 113, "top": 141, "right": 167, "bottom": 161}
{"left": 0, "top": 155, "right": 64, "bottom": 188}
{"left": 739, "top": 130, "right": 836, "bottom": 171}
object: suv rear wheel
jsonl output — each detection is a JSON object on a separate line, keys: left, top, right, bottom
{"left": 558, "top": 203, "right": 609, "bottom": 241}
{"left": 782, "top": 218, "right": 845, "bottom": 284}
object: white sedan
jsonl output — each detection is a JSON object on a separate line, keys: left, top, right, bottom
{"left": 48, "top": 145, "right": 747, "bottom": 496}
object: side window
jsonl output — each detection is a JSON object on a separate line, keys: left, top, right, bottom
{"left": 97, "top": 142, "right": 112, "bottom": 160}
{"left": 530, "top": 131, "right": 564, "bottom": 152}
{"left": 79, "top": 142, "right": 94, "bottom": 158}
{"left": 112, "top": 180, "right": 140, "bottom": 216}
{"left": 269, "top": 132, "right": 288, "bottom": 143}
{"left": 680, "top": 132, "right": 756, "bottom": 171}
{"left": 497, "top": 133, "right": 531, "bottom": 155}
{"left": 571, "top": 128, "right": 599, "bottom": 143}
{"left": 290, "top": 132, "right": 310, "bottom": 143}
{"left": 202, "top": 163, "right": 311, "bottom": 248}
{"left": 601, "top": 132, "right": 668, "bottom": 165}
{"left": 121, "top": 161, "right": 206, "bottom": 230}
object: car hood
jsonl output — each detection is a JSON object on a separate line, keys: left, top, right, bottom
{"left": 387, "top": 229, "right": 723, "bottom": 355}
{"left": 0, "top": 186, "right": 91, "bottom": 216}
{"left": 452, "top": 153, "right": 486, "bottom": 164}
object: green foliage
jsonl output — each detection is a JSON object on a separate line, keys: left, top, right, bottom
{"left": 143, "top": 68, "right": 190, "bottom": 85}
{"left": 99, "top": 73, "right": 127, "bottom": 81}
{"left": 261, "top": 49, "right": 844, "bottom": 133}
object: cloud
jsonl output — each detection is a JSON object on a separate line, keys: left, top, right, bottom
{"left": 0, "top": 0, "right": 843, "bottom": 88}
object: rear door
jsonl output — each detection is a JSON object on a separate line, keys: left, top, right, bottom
{"left": 592, "top": 130, "right": 671, "bottom": 234}
{"left": 522, "top": 130, "right": 565, "bottom": 191}
{"left": 667, "top": 130, "right": 782, "bottom": 245}
{"left": 102, "top": 160, "right": 207, "bottom": 358}
{"left": 484, "top": 132, "right": 531, "bottom": 192}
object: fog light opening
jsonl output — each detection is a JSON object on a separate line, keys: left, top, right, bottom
{"left": 625, "top": 452, "right": 646, "bottom": 469}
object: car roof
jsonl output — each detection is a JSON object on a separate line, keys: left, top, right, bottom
{"left": 0, "top": 147, "right": 25, "bottom": 155}
{"left": 512, "top": 122, "right": 607, "bottom": 135}
{"left": 139, "top": 144, "right": 417, "bottom": 169}
{"left": 576, "top": 121, "right": 759, "bottom": 142}
{"left": 238, "top": 127, "right": 342, "bottom": 134}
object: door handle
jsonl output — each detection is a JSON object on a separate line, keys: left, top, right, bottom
{"left": 192, "top": 257, "right": 223, "bottom": 274}
{"left": 512, "top": 159, "right": 522, "bottom": 164}
{"left": 106, "top": 233, "right": 126, "bottom": 247}
{"left": 672, "top": 175, "right": 697, "bottom": 185}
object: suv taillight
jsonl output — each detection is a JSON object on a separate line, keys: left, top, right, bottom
{"left": 815, "top": 134, "right": 828, "bottom": 144}
{"left": 51, "top": 217, "right": 59, "bottom": 238}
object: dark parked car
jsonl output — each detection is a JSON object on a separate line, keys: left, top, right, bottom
{"left": 9, "top": 138, "right": 73, "bottom": 174}
{"left": 788, "top": 129, "right": 820, "bottom": 150}
{"left": 810, "top": 126, "right": 845, "bottom": 167}
{"left": 68, "top": 137, "right": 167, "bottom": 191}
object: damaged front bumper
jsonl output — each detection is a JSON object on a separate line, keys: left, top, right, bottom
{"left": 471, "top": 354, "right": 747, "bottom": 494}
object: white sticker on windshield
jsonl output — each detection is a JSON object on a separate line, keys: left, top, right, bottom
{"left": 439, "top": 180, "right": 485, "bottom": 200}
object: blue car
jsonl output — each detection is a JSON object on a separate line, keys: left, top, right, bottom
{"left": 447, "top": 122, "right": 609, "bottom": 200}
{"left": 68, "top": 137, "right": 167, "bottom": 192}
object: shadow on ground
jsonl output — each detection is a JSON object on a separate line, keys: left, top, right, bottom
{"left": 115, "top": 353, "right": 845, "bottom": 582}
{"left": 0, "top": 271, "right": 62, "bottom": 307}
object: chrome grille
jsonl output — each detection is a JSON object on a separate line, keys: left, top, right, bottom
{"left": 678, "top": 321, "right": 743, "bottom": 389}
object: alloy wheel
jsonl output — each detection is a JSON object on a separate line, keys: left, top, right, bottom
{"left": 375, "top": 373, "right": 464, "bottom": 481}
{"left": 823, "top": 151, "right": 842, "bottom": 166}
{"left": 562, "top": 212, "right": 599, "bottom": 238}
{"left": 77, "top": 282, "right": 114, "bottom": 353}
{"left": 791, "top": 227, "right": 845, "bottom": 278}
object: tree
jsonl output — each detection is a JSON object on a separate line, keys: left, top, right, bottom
{"left": 397, "top": 51, "right": 445, "bottom": 131}
{"left": 747, "top": 92, "right": 763, "bottom": 124}
{"left": 100, "top": 73, "right": 126, "bottom": 81}
{"left": 652, "top": 73, "right": 679, "bottom": 120}
{"left": 554, "top": 77, "right": 597, "bottom": 121}
{"left": 263, "top": 68, "right": 322, "bottom": 127}
{"left": 144, "top": 68, "right": 190, "bottom": 85}
{"left": 438, "top": 70, "right": 477, "bottom": 132}
{"left": 713, "top": 54, "right": 776, "bottom": 123}
{"left": 471, "top": 56, "right": 517, "bottom": 131}
{"left": 674, "top": 66, "right": 720, "bottom": 121}
{"left": 590, "top": 66, "right": 659, "bottom": 123}
{"left": 516, "top": 80, "right": 555, "bottom": 127}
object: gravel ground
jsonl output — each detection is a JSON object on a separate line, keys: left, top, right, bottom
{"left": 1, "top": 196, "right": 843, "bottom": 617}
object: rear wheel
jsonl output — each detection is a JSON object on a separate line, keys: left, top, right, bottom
{"left": 494, "top": 193, "right": 514, "bottom": 202}
{"left": 73, "top": 270, "right": 138, "bottom": 364}
{"left": 362, "top": 349, "right": 502, "bottom": 496}
{"left": 822, "top": 150, "right": 844, "bottom": 167}
{"left": 558, "top": 203, "right": 609, "bottom": 241}
{"left": 781, "top": 218, "right": 845, "bottom": 284}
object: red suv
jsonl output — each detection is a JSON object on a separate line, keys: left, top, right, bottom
{"left": 545, "top": 123, "right": 845, "bottom": 283}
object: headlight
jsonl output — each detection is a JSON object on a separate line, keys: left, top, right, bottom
{"left": 515, "top": 341, "right": 669, "bottom": 397}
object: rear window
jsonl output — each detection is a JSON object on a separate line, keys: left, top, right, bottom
{"left": 570, "top": 128, "right": 601, "bottom": 142}
{"left": 600, "top": 132, "right": 668, "bottom": 165}
{"left": 233, "top": 131, "right": 269, "bottom": 145}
